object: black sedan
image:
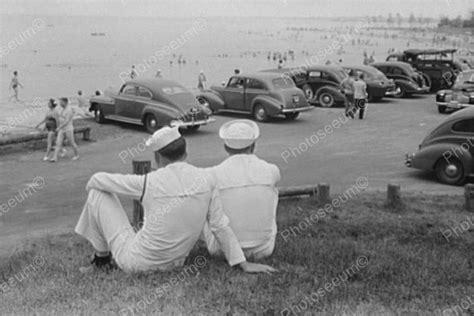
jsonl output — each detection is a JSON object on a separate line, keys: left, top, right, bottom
{"left": 89, "top": 79, "right": 214, "bottom": 133}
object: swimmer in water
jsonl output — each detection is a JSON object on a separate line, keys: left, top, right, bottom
{"left": 9, "top": 71, "right": 24, "bottom": 103}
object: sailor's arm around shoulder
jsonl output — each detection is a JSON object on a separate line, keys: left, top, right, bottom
{"left": 86, "top": 172, "right": 146, "bottom": 199}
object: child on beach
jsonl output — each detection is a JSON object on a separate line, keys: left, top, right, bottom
{"left": 35, "top": 99, "right": 60, "bottom": 161}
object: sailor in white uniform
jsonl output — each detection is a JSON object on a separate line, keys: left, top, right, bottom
{"left": 203, "top": 120, "right": 281, "bottom": 259}
{"left": 75, "top": 126, "right": 276, "bottom": 274}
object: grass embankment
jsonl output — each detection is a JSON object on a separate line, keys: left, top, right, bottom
{"left": 1, "top": 193, "right": 473, "bottom": 315}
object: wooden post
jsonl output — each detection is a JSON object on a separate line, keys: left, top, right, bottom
{"left": 132, "top": 159, "right": 152, "bottom": 230}
{"left": 465, "top": 184, "right": 474, "bottom": 212}
{"left": 317, "top": 183, "right": 330, "bottom": 203}
{"left": 386, "top": 183, "right": 402, "bottom": 208}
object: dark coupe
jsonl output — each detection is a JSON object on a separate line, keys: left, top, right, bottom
{"left": 371, "top": 62, "right": 430, "bottom": 98}
{"left": 436, "top": 70, "right": 474, "bottom": 113}
{"left": 405, "top": 107, "right": 474, "bottom": 185}
{"left": 342, "top": 65, "right": 398, "bottom": 101}
{"left": 263, "top": 66, "right": 347, "bottom": 107}
{"left": 197, "top": 72, "right": 311, "bottom": 122}
{"left": 89, "top": 79, "right": 214, "bottom": 133}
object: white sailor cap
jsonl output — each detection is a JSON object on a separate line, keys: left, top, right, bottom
{"left": 145, "top": 126, "right": 182, "bottom": 152}
{"left": 219, "top": 119, "right": 260, "bottom": 149}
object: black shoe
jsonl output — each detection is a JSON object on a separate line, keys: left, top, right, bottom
{"left": 79, "top": 253, "right": 117, "bottom": 273}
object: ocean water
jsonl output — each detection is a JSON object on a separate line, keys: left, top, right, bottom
{"left": 0, "top": 14, "right": 465, "bottom": 130}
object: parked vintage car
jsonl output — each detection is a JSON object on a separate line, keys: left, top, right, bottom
{"left": 436, "top": 70, "right": 474, "bottom": 113}
{"left": 341, "top": 65, "right": 399, "bottom": 101}
{"left": 405, "top": 107, "right": 474, "bottom": 185}
{"left": 371, "top": 62, "right": 430, "bottom": 97}
{"left": 89, "top": 79, "right": 214, "bottom": 133}
{"left": 262, "top": 66, "right": 347, "bottom": 107}
{"left": 196, "top": 72, "right": 311, "bottom": 122}
{"left": 386, "top": 49, "right": 462, "bottom": 91}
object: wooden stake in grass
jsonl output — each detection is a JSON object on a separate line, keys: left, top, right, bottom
{"left": 318, "top": 183, "right": 330, "bottom": 203}
{"left": 386, "top": 183, "right": 402, "bottom": 208}
{"left": 465, "top": 184, "right": 474, "bottom": 212}
{"left": 132, "top": 159, "right": 151, "bottom": 230}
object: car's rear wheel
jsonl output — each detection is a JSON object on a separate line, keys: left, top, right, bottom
{"left": 393, "top": 85, "right": 405, "bottom": 98}
{"left": 253, "top": 104, "right": 268, "bottom": 122}
{"left": 144, "top": 114, "right": 160, "bottom": 134}
{"left": 302, "top": 84, "right": 314, "bottom": 101}
{"left": 318, "top": 91, "right": 335, "bottom": 107}
{"left": 435, "top": 158, "right": 465, "bottom": 185}
{"left": 438, "top": 105, "right": 447, "bottom": 114}
{"left": 284, "top": 112, "right": 299, "bottom": 120}
{"left": 94, "top": 104, "right": 106, "bottom": 124}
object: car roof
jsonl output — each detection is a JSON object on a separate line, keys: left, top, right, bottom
{"left": 231, "top": 72, "right": 291, "bottom": 81}
{"left": 124, "top": 78, "right": 186, "bottom": 95}
{"left": 404, "top": 48, "right": 457, "bottom": 56}
{"left": 371, "top": 61, "right": 413, "bottom": 70}
{"left": 305, "top": 65, "right": 345, "bottom": 72}
{"left": 342, "top": 64, "right": 380, "bottom": 74}
{"left": 440, "top": 107, "right": 474, "bottom": 126}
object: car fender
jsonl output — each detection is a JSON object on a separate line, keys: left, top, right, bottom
{"left": 393, "top": 79, "right": 417, "bottom": 93}
{"left": 315, "top": 86, "right": 345, "bottom": 102}
{"left": 250, "top": 95, "right": 282, "bottom": 116}
{"left": 89, "top": 95, "right": 114, "bottom": 111}
{"left": 142, "top": 104, "right": 181, "bottom": 127}
{"left": 413, "top": 143, "right": 473, "bottom": 174}
{"left": 197, "top": 90, "right": 225, "bottom": 111}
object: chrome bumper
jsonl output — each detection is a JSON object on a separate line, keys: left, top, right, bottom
{"left": 171, "top": 117, "right": 216, "bottom": 127}
{"left": 282, "top": 106, "right": 313, "bottom": 113}
{"left": 437, "top": 101, "right": 473, "bottom": 109}
{"left": 386, "top": 87, "right": 401, "bottom": 96}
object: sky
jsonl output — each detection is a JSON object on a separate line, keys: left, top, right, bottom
{"left": 0, "top": 0, "right": 472, "bottom": 18}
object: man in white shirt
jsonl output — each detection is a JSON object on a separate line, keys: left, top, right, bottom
{"left": 353, "top": 74, "right": 368, "bottom": 120}
{"left": 203, "top": 120, "right": 281, "bottom": 259}
{"left": 75, "top": 126, "right": 276, "bottom": 274}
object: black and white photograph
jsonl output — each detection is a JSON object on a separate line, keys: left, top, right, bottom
{"left": 0, "top": 0, "right": 473, "bottom": 314}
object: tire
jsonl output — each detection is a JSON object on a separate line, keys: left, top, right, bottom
{"left": 186, "top": 125, "right": 200, "bottom": 132}
{"left": 284, "top": 112, "right": 299, "bottom": 120}
{"left": 302, "top": 84, "right": 314, "bottom": 101}
{"left": 318, "top": 91, "right": 335, "bottom": 107}
{"left": 393, "top": 84, "right": 405, "bottom": 98}
{"left": 94, "top": 104, "right": 106, "bottom": 123}
{"left": 435, "top": 158, "right": 465, "bottom": 185}
{"left": 438, "top": 105, "right": 447, "bottom": 114}
{"left": 253, "top": 104, "right": 269, "bottom": 122}
{"left": 197, "top": 97, "right": 214, "bottom": 113}
{"left": 144, "top": 114, "right": 160, "bottom": 134}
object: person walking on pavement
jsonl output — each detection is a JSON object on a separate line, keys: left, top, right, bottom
{"left": 354, "top": 74, "right": 368, "bottom": 120}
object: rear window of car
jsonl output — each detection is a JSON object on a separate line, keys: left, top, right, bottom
{"left": 272, "top": 78, "right": 295, "bottom": 89}
{"left": 162, "top": 86, "right": 187, "bottom": 95}
{"left": 452, "top": 119, "right": 474, "bottom": 133}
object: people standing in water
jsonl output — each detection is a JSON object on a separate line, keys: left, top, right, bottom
{"left": 50, "top": 97, "right": 79, "bottom": 162}
{"left": 155, "top": 69, "right": 162, "bottom": 78}
{"left": 35, "top": 99, "right": 60, "bottom": 161}
{"left": 9, "top": 71, "right": 24, "bottom": 103}
{"left": 197, "top": 70, "right": 207, "bottom": 91}
{"left": 130, "top": 65, "right": 137, "bottom": 79}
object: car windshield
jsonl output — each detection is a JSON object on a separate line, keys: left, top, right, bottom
{"left": 272, "top": 78, "right": 295, "bottom": 89}
{"left": 161, "top": 86, "right": 196, "bottom": 110}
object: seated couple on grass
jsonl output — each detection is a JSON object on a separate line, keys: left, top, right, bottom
{"left": 75, "top": 120, "right": 280, "bottom": 274}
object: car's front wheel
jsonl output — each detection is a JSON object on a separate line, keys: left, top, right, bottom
{"left": 94, "top": 104, "right": 106, "bottom": 124}
{"left": 302, "top": 84, "right": 314, "bottom": 101}
{"left": 438, "top": 105, "right": 447, "bottom": 114}
{"left": 284, "top": 112, "right": 299, "bottom": 120}
{"left": 435, "top": 158, "right": 465, "bottom": 185}
{"left": 318, "top": 91, "right": 335, "bottom": 107}
{"left": 186, "top": 125, "right": 200, "bottom": 132}
{"left": 393, "top": 85, "right": 405, "bottom": 98}
{"left": 253, "top": 104, "right": 269, "bottom": 122}
{"left": 197, "top": 97, "right": 214, "bottom": 113}
{"left": 144, "top": 114, "right": 160, "bottom": 134}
